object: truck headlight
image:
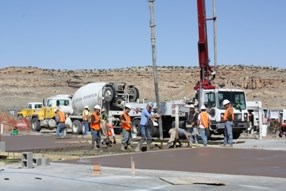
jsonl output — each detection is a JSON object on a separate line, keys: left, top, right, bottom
{"left": 244, "top": 113, "right": 248, "bottom": 121}
{"left": 237, "top": 114, "right": 242, "bottom": 121}
{"left": 220, "top": 113, "right": 224, "bottom": 121}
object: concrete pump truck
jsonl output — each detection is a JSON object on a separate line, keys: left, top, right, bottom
{"left": 194, "top": 0, "right": 249, "bottom": 139}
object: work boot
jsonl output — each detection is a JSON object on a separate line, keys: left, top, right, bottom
{"left": 166, "top": 142, "right": 173, "bottom": 149}
{"left": 121, "top": 144, "right": 126, "bottom": 151}
{"left": 113, "top": 137, "right": 117, "bottom": 144}
{"left": 127, "top": 145, "right": 133, "bottom": 152}
{"left": 146, "top": 140, "right": 153, "bottom": 151}
{"left": 96, "top": 140, "right": 102, "bottom": 149}
{"left": 91, "top": 140, "right": 95, "bottom": 149}
{"left": 134, "top": 144, "right": 141, "bottom": 152}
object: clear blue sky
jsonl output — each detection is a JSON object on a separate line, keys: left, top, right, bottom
{"left": 1, "top": 0, "right": 285, "bottom": 70}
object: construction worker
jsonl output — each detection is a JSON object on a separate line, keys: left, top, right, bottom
{"left": 135, "top": 102, "right": 160, "bottom": 152}
{"left": 167, "top": 127, "right": 191, "bottom": 148}
{"left": 90, "top": 105, "right": 102, "bottom": 149}
{"left": 101, "top": 107, "right": 116, "bottom": 144}
{"left": 82, "top": 105, "right": 90, "bottom": 135}
{"left": 55, "top": 107, "right": 66, "bottom": 138}
{"left": 197, "top": 105, "right": 211, "bottom": 146}
{"left": 120, "top": 103, "right": 133, "bottom": 151}
{"left": 185, "top": 104, "right": 199, "bottom": 147}
{"left": 222, "top": 99, "right": 234, "bottom": 146}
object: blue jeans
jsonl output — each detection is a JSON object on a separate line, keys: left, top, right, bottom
{"left": 91, "top": 129, "right": 101, "bottom": 146}
{"left": 224, "top": 121, "right": 234, "bottom": 145}
{"left": 188, "top": 127, "right": 198, "bottom": 144}
{"left": 200, "top": 128, "right": 208, "bottom": 146}
{"left": 121, "top": 129, "right": 132, "bottom": 146}
{"left": 138, "top": 124, "right": 152, "bottom": 145}
{"left": 83, "top": 120, "right": 89, "bottom": 135}
{"left": 56, "top": 123, "right": 66, "bottom": 137}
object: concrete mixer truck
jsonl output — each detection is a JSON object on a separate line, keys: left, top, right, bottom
{"left": 67, "top": 81, "right": 187, "bottom": 136}
{"left": 68, "top": 81, "right": 144, "bottom": 134}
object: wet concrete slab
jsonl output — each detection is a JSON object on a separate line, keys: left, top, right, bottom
{"left": 63, "top": 147, "right": 286, "bottom": 178}
{"left": 0, "top": 135, "right": 89, "bottom": 152}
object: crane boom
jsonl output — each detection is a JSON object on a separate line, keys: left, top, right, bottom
{"left": 194, "top": 0, "right": 215, "bottom": 90}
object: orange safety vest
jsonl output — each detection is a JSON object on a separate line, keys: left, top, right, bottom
{"left": 58, "top": 111, "right": 66, "bottom": 123}
{"left": 199, "top": 112, "right": 209, "bottom": 128}
{"left": 121, "top": 111, "right": 131, "bottom": 130}
{"left": 90, "top": 112, "right": 101, "bottom": 130}
{"left": 223, "top": 106, "right": 234, "bottom": 121}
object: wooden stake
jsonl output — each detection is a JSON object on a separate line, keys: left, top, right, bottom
{"left": 131, "top": 156, "right": 135, "bottom": 176}
{"left": 92, "top": 163, "right": 101, "bottom": 176}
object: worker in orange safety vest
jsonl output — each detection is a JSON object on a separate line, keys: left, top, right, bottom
{"left": 55, "top": 107, "right": 66, "bottom": 138}
{"left": 222, "top": 99, "right": 234, "bottom": 147}
{"left": 120, "top": 103, "right": 133, "bottom": 151}
{"left": 90, "top": 105, "right": 102, "bottom": 149}
{"left": 82, "top": 105, "right": 90, "bottom": 135}
{"left": 197, "top": 105, "right": 211, "bottom": 146}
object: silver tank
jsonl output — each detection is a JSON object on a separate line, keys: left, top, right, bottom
{"left": 71, "top": 82, "right": 107, "bottom": 115}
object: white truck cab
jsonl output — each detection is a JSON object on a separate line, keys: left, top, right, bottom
{"left": 198, "top": 88, "right": 249, "bottom": 138}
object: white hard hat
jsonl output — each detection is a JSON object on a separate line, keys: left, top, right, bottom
{"left": 84, "top": 105, "right": 89, "bottom": 109}
{"left": 147, "top": 102, "right": 153, "bottom": 108}
{"left": 186, "top": 104, "right": 195, "bottom": 109}
{"left": 223, "top": 99, "right": 230, "bottom": 106}
{"left": 54, "top": 107, "right": 60, "bottom": 113}
{"left": 94, "top": 105, "right": 101, "bottom": 110}
{"left": 200, "top": 105, "right": 206, "bottom": 110}
{"left": 125, "top": 103, "right": 132, "bottom": 109}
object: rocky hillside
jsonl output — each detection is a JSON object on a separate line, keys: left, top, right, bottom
{"left": 0, "top": 65, "right": 286, "bottom": 112}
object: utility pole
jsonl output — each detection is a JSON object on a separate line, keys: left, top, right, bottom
{"left": 148, "top": 0, "right": 163, "bottom": 140}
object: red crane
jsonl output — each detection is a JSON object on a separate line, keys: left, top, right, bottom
{"left": 194, "top": 0, "right": 216, "bottom": 90}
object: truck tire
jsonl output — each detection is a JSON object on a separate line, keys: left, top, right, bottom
{"left": 31, "top": 118, "right": 41, "bottom": 132}
{"left": 72, "top": 120, "right": 83, "bottom": 134}
{"left": 132, "top": 118, "right": 141, "bottom": 136}
{"left": 128, "top": 86, "right": 140, "bottom": 102}
{"left": 233, "top": 132, "right": 241, "bottom": 139}
{"left": 103, "top": 86, "right": 115, "bottom": 103}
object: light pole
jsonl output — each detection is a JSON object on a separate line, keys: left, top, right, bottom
{"left": 148, "top": 0, "right": 163, "bottom": 140}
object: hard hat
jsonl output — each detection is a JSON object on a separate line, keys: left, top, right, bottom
{"left": 223, "top": 99, "right": 230, "bottom": 106}
{"left": 94, "top": 105, "right": 101, "bottom": 110}
{"left": 200, "top": 105, "right": 206, "bottom": 110}
{"left": 125, "top": 103, "right": 132, "bottom": 109}
{"left": 147, "top": 102, "right": 153, "bottom": 108}
{"left": 84, "top": 105, "right": 89, "bottom": 109}
{"left": 186, "top": 104, "right": 195, "bottom": 109}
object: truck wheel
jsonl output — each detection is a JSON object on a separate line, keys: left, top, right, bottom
{"left": 72, "top": 120, "right": 83, "bottom": 134}
{"left": 31, "top": 118, "right": 41, "bottom": 131}
{"left": 233, "top": 132, "right": 241, "bottom": 139}
{"left": 128, "top": 86, "right": 140, "bottom": 102}
{"left": 103, "top": 86, "right": 115, "bottom": 103}
{"left": 132, "top": 118, "right": 141, "bottom": 136}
